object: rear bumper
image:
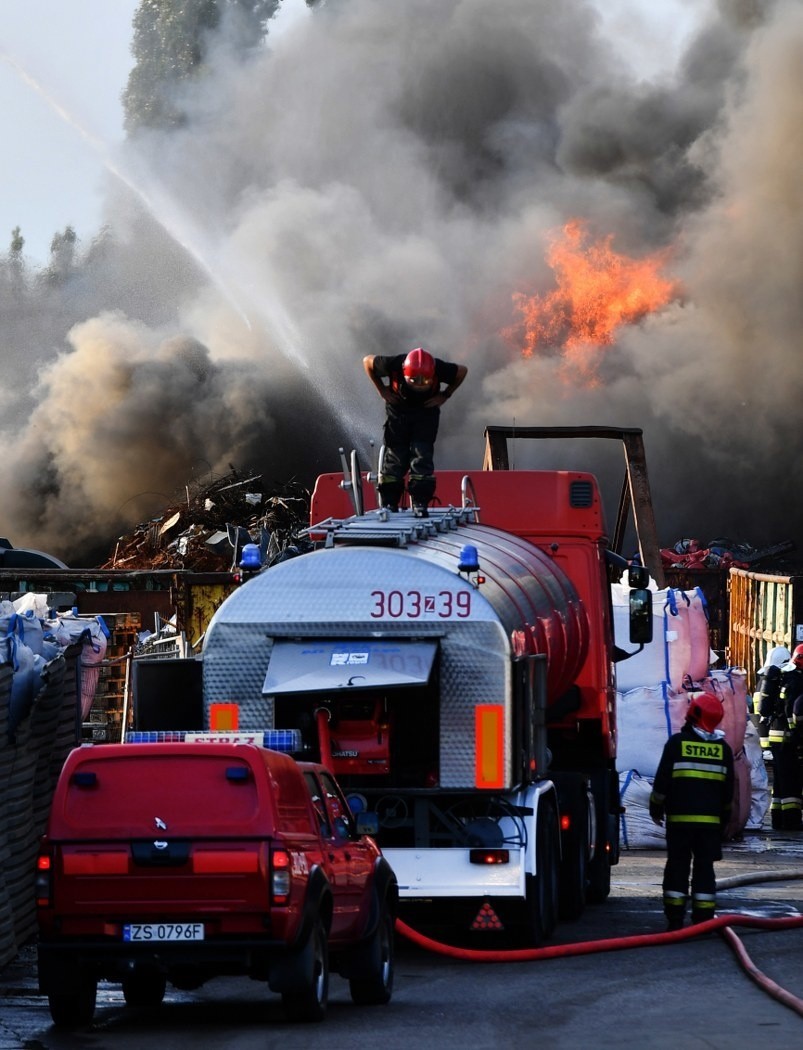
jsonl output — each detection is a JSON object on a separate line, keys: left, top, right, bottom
{"left": 37, "top": 935, "right": 291, "bottom": 991}
{"left": 383, "top": 847, "right": 526, "bottom": 899}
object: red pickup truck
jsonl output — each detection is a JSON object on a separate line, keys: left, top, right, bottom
{"left": 36, "top": 741, "right": 397, "bottom": 1027}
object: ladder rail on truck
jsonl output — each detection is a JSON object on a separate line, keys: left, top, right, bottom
{"left": 201, "top": 427, "right": 657, "bottom": 945}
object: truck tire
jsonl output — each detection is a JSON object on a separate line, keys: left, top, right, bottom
{"left": 587, "top": 837, "right": 612, "bottom": 903}
{"left": 524, "top": 800, "right": 559, "bottom": 945}
{"left": 281, "top": 918, "right": 329, "bottom": 1023}
{"left": 348, "top": 903, "right": 395, "bottom": 1006}
{"left": 48, "top": 975, "right": 97, "bottom": 1029}
{"left": 558, "top": 786, "right": 588, "bottom": 920}
{"left": 587, "top": 786, "right": 615, "bottom": 904}
{"left": 122, "top": 968, "right": 167, "bottom": 1008}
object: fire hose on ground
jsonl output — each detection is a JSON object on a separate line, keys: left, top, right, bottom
{"left": 395, "top": 867, "right": 803, "bottom": 1018}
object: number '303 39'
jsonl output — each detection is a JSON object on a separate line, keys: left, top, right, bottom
{"left": 370, "top": 590, "right": 471, "bottom": 618}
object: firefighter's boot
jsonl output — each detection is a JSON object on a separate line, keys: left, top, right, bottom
{"left": 691, "top": 896, "right": 716, "bottom": 925}
{"left": 377, "top": 480, "right": 403, "bottom": 512}
{"left": 665, "top": 911, "right": 685, "bottom": 932}
{"left": 408, "top": 474, "right": 435, "bottom": 517}
{"left": 664, "top": 893, "right": 686, "bottom": 931}
{"left": 691, "top": 911, "right": 714, "bottom": 925}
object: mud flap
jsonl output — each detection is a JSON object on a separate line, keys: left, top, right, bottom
{"left": 269, "top": 929, "right": 316, "bottom": 994}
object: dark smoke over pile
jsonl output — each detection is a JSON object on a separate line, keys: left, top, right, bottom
{"left": 1, "top": 0, "right": 801, "bottom": 564}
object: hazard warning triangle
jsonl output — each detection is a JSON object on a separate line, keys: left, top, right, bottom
{"left": 471, "top": 902, "right": 504, "bottom": 931}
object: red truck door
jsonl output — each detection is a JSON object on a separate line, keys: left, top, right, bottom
{"left": 317, "top": 770, "right": 374, "bottom": 899}
{"left": 302, "top": 771, "right": 360, "bottom": 938}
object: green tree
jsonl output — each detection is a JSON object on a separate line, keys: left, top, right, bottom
{"left": 123, "top": 0, "right": 280, "bottom": 133}
{"left": 42, "top": 226, "right": 78, "bottom": 284}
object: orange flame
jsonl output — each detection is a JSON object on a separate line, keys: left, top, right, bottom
{"left": 506, "top": 220, "right": 677, "bottom": 384}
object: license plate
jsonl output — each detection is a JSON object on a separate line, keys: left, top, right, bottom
{"left": 123, "top": 922, "right": 204, "bottom": 942}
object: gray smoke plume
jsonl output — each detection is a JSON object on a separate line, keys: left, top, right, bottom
{"left": 1, "top": 0, "right": 801, "bottom": 563}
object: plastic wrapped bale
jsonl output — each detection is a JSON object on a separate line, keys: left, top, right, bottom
{"left": 616, "top": 684, "right": 673, "bottom": 779}
{"left": 664, "top": 587, "right": 712, "bottom": 690}
{"left": 13, "top": 608, "right": 44, "bottom": 656}
{"left": 611, "top": 583, "right": 670, "bottom": 692}
{"left": 693, "top": 669, "right": 749, "bottom": 755}
{"left": 666, "top": 673, "right": 748, "bottom": 757}
{"left": 619, "top": 770, "right": 666, "bottom": 849}
{"left": 723, "top": 749, "right": 752, "bottom": 841}
{"left": 743, "top": 720, "right": 770, "bottom": 830}
{"left": 49, "top": 614, "right": 109, "bottom": 720}
{"left": 612, "top": 584, "right": 712, "bottom": 693}
{"left": 8, "top": 642, "right": 44, "bottom": 743}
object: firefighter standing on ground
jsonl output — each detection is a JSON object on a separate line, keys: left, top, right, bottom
{"left": 755, "top": 645, "right": 792, "bottom": 828}
{"left": 363, "top": 348, "right": 467, "bottom": 515}
{"left": 777, "top": 644, "right": 803, "bottom": 830}
{"left": 649, "top": 693, "right": 734, "bottom": 930}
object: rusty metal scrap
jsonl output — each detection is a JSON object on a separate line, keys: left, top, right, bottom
{"left": 99, "top": 471, "right": 311, "bottom": 571}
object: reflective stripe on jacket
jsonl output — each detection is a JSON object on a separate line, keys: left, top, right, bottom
{"left": 650, "top": 726, "right": 735, "bottom": 826}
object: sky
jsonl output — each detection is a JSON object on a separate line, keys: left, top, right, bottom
{"left": 0, "top": 0, "right": 311, "bottom": 265}
{"left": 1, "top": 0, "right": 695, "bottom": 267}
{"left": 2, "top": 0, "right": 802, "bottom": 568}
{"left": 1, "top": 1, "right": 139, "bottom": 264}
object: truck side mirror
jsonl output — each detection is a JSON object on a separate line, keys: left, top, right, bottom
{"left": 628, "top": 563, "right": 649, "bottom": 589}
{"left": 629, "top": 588, "right": 653, "bottom": 644}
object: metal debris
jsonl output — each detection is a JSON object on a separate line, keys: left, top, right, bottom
{"left": 99, "top": 470, "right": 311, "bottom": 571}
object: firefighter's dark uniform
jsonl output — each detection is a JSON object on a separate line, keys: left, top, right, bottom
{"left": 792, "top": 693, "right": 803, "bottom": 812}
{"left": 370, "top": 354, "right": 460, "bottom": 510}
{"left": 777, "top": 667, "right": 803, "bottom": 829}
{"left": 758, "top": 663, "right": 793, "bottom": 829}
{"left": 649, "top": 724, "right": 734, "bottom": 929}
{"left": 755, "top": 665, "right": 781, "bottom": 755}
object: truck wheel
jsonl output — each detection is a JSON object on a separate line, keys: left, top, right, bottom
{"left": 524, "top": 801, "right": 559, "bottom": 945}
{"left": 558, "top": 788, "right": 588, "bottom": 920}
{"left": 48, "top": 976, "right": 97, "bottom": 1029}
{"left": 587, "top": 844, "right": 612, "bottom": 903}
{"left": 122, "top": 968, "right": 167, "bottom": 1008}
{"left": 349, "top": 904, "right": 395, "bottom": 1006}
{"left": 587, "top": 801, "right": 613, "bottom": 903}
{"left": 282, "top": 918, "right": 329, "bottom": 1023}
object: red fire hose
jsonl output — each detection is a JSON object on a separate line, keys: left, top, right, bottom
{"left": 395, "top": 868, "right": 803, "bottom": 1018}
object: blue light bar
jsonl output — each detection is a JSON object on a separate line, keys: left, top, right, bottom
{"left": 124, "top": 729, "right": 302, "bottom": 753}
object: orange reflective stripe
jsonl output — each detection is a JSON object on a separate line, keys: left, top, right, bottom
{"left": 475, "top": 705, "right": 504, "bottom": 789}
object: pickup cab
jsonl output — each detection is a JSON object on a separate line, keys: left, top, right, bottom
{"left": 36, "top": 741, "right": 397, "bottom": 1027}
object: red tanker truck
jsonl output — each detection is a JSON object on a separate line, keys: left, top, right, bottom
{"left": 201, "top": 430, "right": 655, "bottom": 943}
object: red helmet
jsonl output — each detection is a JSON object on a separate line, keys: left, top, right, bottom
{"left": 793, "top": 644, "right": 803, "bottom": 668}
{"left": 402, "top": 347, "right": 435, "bottom": 383}
{"left": 686, "top": 693, "right": 724, "bottom": 734}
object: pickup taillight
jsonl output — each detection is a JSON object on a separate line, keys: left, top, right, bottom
{"left": 35, "top": 852, "right": 53, "bottom": 907}
{"left": 271, "top": 848, "right": 291, "bottom": 905}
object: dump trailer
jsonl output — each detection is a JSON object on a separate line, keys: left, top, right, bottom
{"left": 202, "top": 447, "right": 652, "bottom": 943}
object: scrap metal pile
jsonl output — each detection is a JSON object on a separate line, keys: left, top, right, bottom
{"left": 99, "top": 469, "right": 798, "bottom": 577}
{"left": 98, "top": 471, "right": 311, "bottom": 572}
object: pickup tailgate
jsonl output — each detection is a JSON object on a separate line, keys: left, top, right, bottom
{"left": 49, "top": 837, "right": 276, "bottom": 935}
{"left": 41, "top": 744, "right": 302, "bottom": 937}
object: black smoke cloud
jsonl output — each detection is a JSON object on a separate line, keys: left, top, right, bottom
{"left": 1, "top": 0, "right": 801, "bottom": 563}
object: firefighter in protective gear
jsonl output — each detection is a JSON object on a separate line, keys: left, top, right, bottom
{"left": 649, "top": 693, "right": 734, "bottom": 931}
{"left": 364, "top": 349, "right": 467, "bottom": 515}
{"left": 755, "top": 646, "right": 792, "bottom": 828}
{"left": 776, "top": 644, "right": 803, "bottom": 829}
